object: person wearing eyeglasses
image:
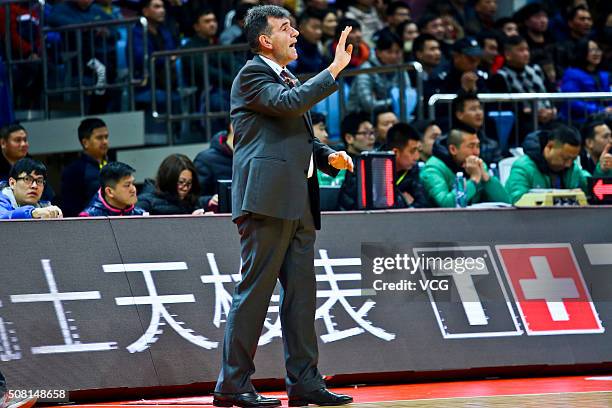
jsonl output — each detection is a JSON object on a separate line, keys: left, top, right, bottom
{"left": 0, "top": 158, "right": 63, "bottom": 219}
{"left": 337, "top": 112, "right": 376, "bottom": 211}
{"left": 137, "top": 154, "right": 205, "bottom": 215}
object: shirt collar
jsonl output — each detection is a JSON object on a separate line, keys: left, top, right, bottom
{"left": 259, "top": 54, "right": 286, "bottom": 78}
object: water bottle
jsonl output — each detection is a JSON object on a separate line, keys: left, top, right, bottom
{"left": 455, "top": 171, "right": 467, "bottom": 208}
{"left": 488, "top": 163, "right": 499, "bottom": 179}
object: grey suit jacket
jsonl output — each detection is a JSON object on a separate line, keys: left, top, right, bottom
{"left": 230, "top": 55, "right": 339, "bottom": 229}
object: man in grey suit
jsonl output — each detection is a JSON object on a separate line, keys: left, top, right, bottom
{"left": 213, "top": 5, "right": 355, "bottom": 408}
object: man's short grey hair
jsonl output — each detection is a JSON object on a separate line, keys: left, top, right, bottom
{"left": 245, "top": 5, "right": 291, "bottom": 53}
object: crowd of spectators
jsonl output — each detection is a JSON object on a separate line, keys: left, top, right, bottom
{"left": 1, "top": 0, "right": 612, "bottom": 218}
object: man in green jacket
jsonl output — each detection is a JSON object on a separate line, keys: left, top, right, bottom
{"left": 421, "top": 128, "right": 509, "bottom": 207}
{"left": 505, "top": 124, "right": 612, "bottom": 204}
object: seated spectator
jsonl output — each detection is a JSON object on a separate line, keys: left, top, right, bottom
{"left": 494, "top": 16, "right": 519, "bottom": 38}
{"left": 193, "top": 123, "right": 234, "bottom": 212}
{"left": 464, "top": 0, "right": 497, "bottom": 36}
{"left": 579, "top": 119, "right": 612, "bottom": 175}
{"left": 373, "top": 107, "right": 398, "bottom": 148}
{"left": 61, "top": 118, "right": 109, "bottom": 217}
{"left": 344, "top": 0, "right": 384, "bottom": 47}
{"left": 514, "top": 2, "right": 556, "bottom": 83}
{"left": 382, "top": 1, "right": 411, "bottom": 37}
{"left": 347, "top": 30, "right": 414, "bottom": 115}
{"left": 0, "top": 2, "right": 43, "bottom": 109}
{"left": 80, "top": 162, "right": 144, "bottom": 217}
{"left": 320, "top": 8, "right": 338, "bottom": 50}
{"left": 337, "top": 112, "right": 375, "bottom": 210}
{"left": 552, "top": 5, "right": 593, "bottom": 77}
{"left": 420, "top": 128, "right": 509, "bottom": 207}
{"left": 488, "top": 35, "right": 557, "bottom": 143}
{"left": 137, "top": 154, "right": 204, "bottom": 215}
{"left": 0, "top": 124, "right": 54, "bottom": 201}
{"left": 326, "top": 18, "right": 369, "bottom": 72}
{"left": 559, "top": 39, "right": 612, "bottom": 122}
{"left": 505, "top": 124, "right": 611, "bottom": 204}
{"left": 476, "top": 30, "right": 502, "bottom": 77}
{"left": 0, "top": 158, "right": 62, "bottom": 219}
{"left": 411, "top": 34, "right": 442, "bottom": 81}
{"left": 417, "top": 14, "right": 449, "bottom": 61}
{"left": 425, "top": 37, "right": 489, "bottom": 131}
{"left": 133, "top": 0, "right": 177, "bottom": 94}
{"left": 0, "top": 124, "right": 29, "bottom": 182}
{"left": 413, "top": 119, "right": 442, "bottom": 163}
{"left": 288, "top": 9, "right": 325, "bottom": 74}
{"left": 397, "top": 20, "right": 419, "bottom": 61}
{"left": 386, "top": 123, "right": 430, "bottom": 208}
{"left": 452, "top": 92, "right": 503, "bottom": 164}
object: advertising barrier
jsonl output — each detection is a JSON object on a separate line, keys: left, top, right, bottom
{"left": 1, "top": 208, "right": 611, "bottom": 393}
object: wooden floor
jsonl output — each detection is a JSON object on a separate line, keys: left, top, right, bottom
{"left": 49, "top": 375, "right": 612, "bottom": 407}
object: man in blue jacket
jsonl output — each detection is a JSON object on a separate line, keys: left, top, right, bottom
{"left": 0, "top": 158, "right": 62, "bottom": 219}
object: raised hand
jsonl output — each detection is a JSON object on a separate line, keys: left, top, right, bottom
{"left": 599, "top": 143, "right": 612, "bottom": 172}
{"left": 328, "top": 26, "right": 353, "bottom": 79}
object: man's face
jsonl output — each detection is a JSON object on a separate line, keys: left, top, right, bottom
{"left": 106, "top": 175, "right": 138, "bottom": 208}
{"left": 299, "top": 17, "right": 322, "bottom": 44}
{"left": 569, "top": 9, "right": 592, "bottom": 37}
{"left": 375, "top": 112, "right": 398, "bottom": 144}
{"left": 586, "top": 124, "right": 612, "bottom": 158}
{"left": 544, "top": 142, "right": 580, "bottom": 172}
{"left": 420, "top": 124, "right": 441, "bottom": 160}
{"left": 313, "top": 122, "right": 329, "bottom": 145}
{"left": 475, "top": 0, "right": 497, "bottom": 19}
{"left": 194, "top": 12, "right": 218, "bottom": 39}
{"left": 376, "top": 43, "right": 402, "bottom": 65}
{"left": 417, "top": 39, "right": 441, "bottom": 67}
{"left": 450, "top": 133, "right": 480, "bottom": 165}
{"left": 394, "top": 139, "right": 421, "bottom": 171}
{"left": 83, "top": 127, "right": 109, "bottom": 160}
{"left": 265, "top": 16, "right": 299, "bottom": 66}
{"left": 456, "top": 99, "right": 484, "bottom": 129}
{"left": 1, "top": 130, "right": 29, "bottom": 162}
{"left": 482, "top": 38, "right": 498, "bottom": 65}
{"left": 347, "top": 121, "right": 375, "bottom": 154}
{"left": 347, "top": 28, "right": 363, "bottom": 48}
{"left": 388, "top": 6, "right": 411, "bottom": 28}
{"left": 454, "top": 53, "right": 481, "bottom": 72}
{"left": 526, "top": 12, "right": 548, "bottom": 33}
{"left": 9, "top": 171, "right": 44, "bottom": 206}
{"left": 505, "top": 41, "right": 530, "bottom": 68}
{"left": 502, "top": 22, "right": 519, "bottom": 37}
{"left": 144, "top": 0, "right": 165, "bottom": 24}
{"left": 424, "top": 18, "right": 445, "bottom": 41}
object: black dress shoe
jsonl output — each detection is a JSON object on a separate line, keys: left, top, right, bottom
{"left": 213, "top": 392, "right": 281, "bottom": 408}
{"left": 289, "top": 388, "right": 353, "bottom": 406}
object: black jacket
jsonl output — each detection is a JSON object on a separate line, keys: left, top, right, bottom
{"left": 193, "top": 130, "right": 233, "bottom": 211}
{"left": 61, "top": 153, "right": 104, "bottom": 217}
{"left": 137, "top": 179, "right": 198, "bottom": 215}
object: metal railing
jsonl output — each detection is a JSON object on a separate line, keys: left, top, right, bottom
{"left": 41, "top": 16, "right": 148, "bottom": 117}
{"left": 149, "top": 49, "right": 425, "bottom": 144}
{"left": 149, "top": 43, "right": 250, "bottom": 143}
{"left": 428, "top": 92, "right": 612, "bottom": 148}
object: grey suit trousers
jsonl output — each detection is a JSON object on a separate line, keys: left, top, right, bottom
{"left": 215, "top": 199, "right": 325, "bottom": 396}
